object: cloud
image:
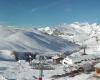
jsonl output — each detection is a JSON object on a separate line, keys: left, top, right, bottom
{"left": 31, "top": 0, "right": 67, "bottom": 12}
{"left": 33, "top": 1, "right": 61, "bottom": 11}
{"left": 31, "top": 8, "right": 38, "bottom": 12}
{"left": 43, "top": 1, "right": 60, "bottom": 9}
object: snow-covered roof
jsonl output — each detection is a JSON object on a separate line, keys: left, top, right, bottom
{"left": 66, "top": 54, "right": 100, "bottom": 63}
{"left": 52, "top": 55, "right": 60, "bottom": 59}
{"left": 95, "top": 63, "right": 100, "bottom": 68}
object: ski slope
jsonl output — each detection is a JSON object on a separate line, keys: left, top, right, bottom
{"left": 0, "top": 23, "right": 100, "bottom": 80}
{"left": 38, "top": 22, "right": 100, "bottom": 55}
{"left": 0, "top": 26, "right": 79, "bottom": 54}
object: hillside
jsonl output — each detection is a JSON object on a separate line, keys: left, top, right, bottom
{"left": 38, "top": 22, "right": 100, "bottom": 55}
{"left": 0, "top": 26, "right": 79, "bottom": 54}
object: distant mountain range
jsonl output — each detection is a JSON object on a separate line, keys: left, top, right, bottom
{"left": 38, "top": 22, "right": 100, "bottom": 55}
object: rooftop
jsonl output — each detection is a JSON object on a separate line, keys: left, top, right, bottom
{"left": 95, "top": 63, "right": 100, "bottom": 68}
{"left": 67, "top": 54, "right": 100, "bottom": 63}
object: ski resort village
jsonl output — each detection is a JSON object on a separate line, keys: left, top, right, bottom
{"left": 0, "top": 23, "right": 100, "bottom": 80}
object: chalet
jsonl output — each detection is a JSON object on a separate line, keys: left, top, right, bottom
{"left": 52, "top": 55, "right": 63, "bottom": 64}
{"left": 62, "top": 54, "right": 100, "bottom": 73}
{"left": 95, "top": 63, "right": 100, "bottom": 77}
{"left": 62, "top": 54, "right": 100, "bottom": 66}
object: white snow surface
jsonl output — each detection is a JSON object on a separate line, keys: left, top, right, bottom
{"left": 0, "top": 61, "right": 95, "bottom": 80}
{"left": 38, "top": 22, "right": 100, "bottom": 55}
{"left": 0, "top": 23, "right": 100, "bottom": 80}
{"left": 0, "top": 26, "right": 78, "bottom": 54}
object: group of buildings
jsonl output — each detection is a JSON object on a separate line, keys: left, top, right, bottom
{"left": 1, "top": 50, "right": 100, "bottom": 78}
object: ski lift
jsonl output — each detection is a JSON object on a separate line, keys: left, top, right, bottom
{"left": 31, "top": 55, "right": 54, "bottom": 80}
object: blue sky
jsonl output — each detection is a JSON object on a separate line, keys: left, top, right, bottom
{"left": 0, "top": 0, "right": 100, "bottom": 27}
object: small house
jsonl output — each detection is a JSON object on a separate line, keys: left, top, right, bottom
{"left": 62, "top": 54, "right": 100, "bottom": 66}
{"left": 52, "top": 55, "right": 63, "bottom": 64}
{"left": 94, "top": 63, "right": 100, "bottom": 77}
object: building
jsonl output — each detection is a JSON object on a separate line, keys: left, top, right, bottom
{"left": 62, "top": 54, "right": 100, "bottom": 73}
{"left": 95, "top": 63, "right": 100, "bottom": 77}
{"left": 52, "top": 55, "right": 63, "bottom": 64}
{"left": 62, "top": 54, "right": 100, "bottom": 66}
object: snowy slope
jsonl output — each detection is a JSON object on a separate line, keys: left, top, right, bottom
{"left": 0, "top": 26, "right": 79, "bottom": 54}
{"left": 0, "top": 24, "right": 100, "bottom": 80}
{"left": 0, "top": 61, "right": 96, "bottom": 80}
{"left": 38, "top": 22, "right": 100, "bottom": 55}
{"left": 0, "top": 50, "right": 15, "bottom": 61}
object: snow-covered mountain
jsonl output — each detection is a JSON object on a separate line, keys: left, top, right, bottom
{"left": 38, "top": 22, "right": 100, "bottom": 55}
{"left": 0, "top": 23, "right": 100, "bottom": 80}
{"left": 0, "top": 26, "right": 79, "bottom": 54}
